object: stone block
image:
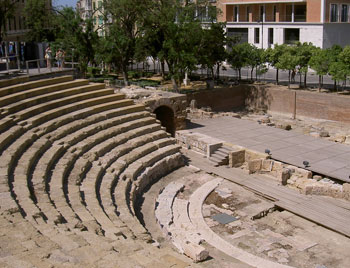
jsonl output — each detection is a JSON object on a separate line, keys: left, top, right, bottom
{"left": 245, "top": 149, "right": 269, "bottom": 162}
{"left": 313, "top": 175, "right": 322, "bottom": 181}
{"left": 182, "top": 241, "right": 209, "bottom": 262}
{"left": 248, "top": 159, "right": 262, "bottom": 174}
{"left": 261, "top": 159, "right": 274, "bottom": 172}
{"left": 271, "top": 161, "right": 284, "bottom": 172}
{"left": 344, "top": 136, "right": 350, "bottom": 145}
{"left": 229, "top": 150, "right": 245, "bottom": 167}
{"left": 280, "top": 168, "right": 291, "bottom": 186}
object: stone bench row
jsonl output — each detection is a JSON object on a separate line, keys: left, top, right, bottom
{"left": 154, "top": 179, "right": 208, "bottom": 262}
{"left": 0, "top": 79, "right": 88, "bottom": 114}
{"left": 0, "top": 75, "right": 29, "bottom": 89}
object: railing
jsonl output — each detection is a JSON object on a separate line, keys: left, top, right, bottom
{"left": 25, "top": 58, "right": 78, "bottom": 74}
{"left": 25, "top": 58, "right": 48, "bottom": 74}
{"left": 0, "top": 55, "right": 21, "bottom": 73}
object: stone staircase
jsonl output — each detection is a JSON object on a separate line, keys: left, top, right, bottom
{"left": 208, "top": 145, "right": 231, "bottom": 166}
{"left": 0, "top": 75, "right": 190, "bottom": 267}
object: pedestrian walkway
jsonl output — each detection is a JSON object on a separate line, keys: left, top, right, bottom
{"left": 183, "top": 149, "right": 350, "bottom": 238}
{"left": 188, "top": 117, "right": 350, "bottom": 183}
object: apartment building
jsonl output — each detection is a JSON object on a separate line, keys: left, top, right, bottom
{"left": 77, "top": 0, "right": 105, "bottom": 36}
{"left": 217, "top": 0, "right": 350, "bottom": 48}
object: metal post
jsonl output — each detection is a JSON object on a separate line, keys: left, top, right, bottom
{"left": 4, "top": 42, "right": 9, "bottom": 72}
{"left": 15, "top": 42, "right": 20, "bottom": 71}
{"left": 37, "top": 59, "right": 40, "bottom": 73}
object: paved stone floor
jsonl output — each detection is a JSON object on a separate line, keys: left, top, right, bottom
{"left": 188, "top": 117, "right": 350, "bottom": 183}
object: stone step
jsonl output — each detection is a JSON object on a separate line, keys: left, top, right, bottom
{"left": 0, "top": 75, "right": 29, "bottom": 89}
{"left": 26, "top": 93, "right": 126, "bottom": 128}
{"left": 48, "top": 119, "right": 161, "bottom": 235}
{"left": 0, "top": 79, "right": 89, "bottom": 111}
{"left": 36, "top": 100, "right": 138, "bottom": 138}
{"left": 13, "top": 84, "right": 108, "bottom": 121}
{"left": 0, "top": 75, "right": 72, "bottom": 96}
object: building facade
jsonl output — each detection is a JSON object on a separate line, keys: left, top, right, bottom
{"left": 217, "top": 0, "right": 350, "bottom": 48}
{"left": 77, "top": 0, "right": 105, "bottom": 36}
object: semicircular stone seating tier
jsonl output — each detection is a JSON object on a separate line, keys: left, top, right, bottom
{"left": 0, "top": 75, "right": 185, "bottom": 266}
{"left": 155, "top": 174, "right": 295, "bottom": 267}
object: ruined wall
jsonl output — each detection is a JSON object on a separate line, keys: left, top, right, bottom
{"left": 248, "top": 86, "right": 350, "bottom": 123}
{"left": 187, "top": 85, "right": 350, "bottom": 123}
{"left": 186, "top": 86, "right": 248, "bottom": 112}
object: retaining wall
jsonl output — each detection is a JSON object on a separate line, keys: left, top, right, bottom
{"left": 187, "top": 85, "right": 350, "bottom": 123}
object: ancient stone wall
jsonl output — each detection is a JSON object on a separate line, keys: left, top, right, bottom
{"left": 186, "top": 86, "right": 247, "bottom": 112}
{"left": 187, "top": 85, "right": 350, "bottom": 123}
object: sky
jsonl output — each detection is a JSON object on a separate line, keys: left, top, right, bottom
{"left": 53, "top": 0, "right": 77, "bottom": 8}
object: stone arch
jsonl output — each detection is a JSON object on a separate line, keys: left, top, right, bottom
{"left": 153, "top": 105, "right": 175, "bottom": 137}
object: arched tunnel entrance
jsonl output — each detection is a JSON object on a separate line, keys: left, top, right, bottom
{"left": 154, "top": 106, "right": 176, "bottom": 137}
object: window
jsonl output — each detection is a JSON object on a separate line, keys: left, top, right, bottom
{"left": 13, "top": 17, "right": 16, "bottom": 31}
{"left": 255, "top": 28, "right": 260, "bottom": 43}
{"left": 246, "top": 6, "right": 250, "bottom": 22}
{"left": 341, "top": 4, "right": 348, "bottom": 22}
{"left": 268, "top": 28, "right": 274, "bottom": 45}
{"left": 93, "top": 2, "right": 96, "bottom": 10}
{"left": 234, "top": 6, "right": 238, "bottom": 22}
{"left": 330, "top": 4, "right": 338, "bottom": 22}
{"left": 294, "top": 4, "right": 306, "bottom": 22}
{"left": 98, "top": 16, "right": 103, "bottom": 25}
{"left": 8, "top": 18, "right": 11, "bottom": 31}
{"left": 93, "top": 16, "right": 96, "bottom": 25}
{"left": 19, "top": 17, "right": 22, "bottom": 30}
{"left": 284, "top": 28, "right": 299, "bottom": 44}
{"left": 98, "top": 1, "right": 102, "bottom": 8}
{"left": 227, "top": 28, "right": 248, "bottom": 44}
{"left": 273, "top": 5, "right": 277, "bottom": 22}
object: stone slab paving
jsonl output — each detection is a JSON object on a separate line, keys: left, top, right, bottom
{"left": 189, "top": 117, "right": 350, "bottom": 183}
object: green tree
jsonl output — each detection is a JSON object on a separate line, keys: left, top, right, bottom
{"left": 197, "top": 22, "right": 227, "bottom": 80}
{"left": 329, "top": 46, "right": 350, "bottom": 91}
{"left": 0, "top": 0, "right": 15, "bottom": 43}
{"left": 295, "top": 42, "right": 315, "bottom": 88}
{"left": 24, "top": 0, "right": 55, "bottom": 42}
{"left": 103, "top": 0, "right": 148, "bottom": 86}
{"left": 309, "top": 47, "right": 331, "bottom": 91}
{"left": 327, "top": 45, "right": 343, "bottom": 90}
{"left": 275, "top": 46, "right": 298, "bottom": 89}
{"left": 227, "top": 42, "right": 251, "bottom": 80}
{"left": 265, "top": 44, "right": 286, "bottom": 85}
{"left": 53, "top": 7, "right": 99, "bottom": 76}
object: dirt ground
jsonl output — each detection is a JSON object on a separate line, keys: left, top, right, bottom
{"left": 140, "top": 166, "right": 350, "bottom": 268}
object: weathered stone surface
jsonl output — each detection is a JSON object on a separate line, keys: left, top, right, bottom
{"left": 190, "top": 99, "right": 197, "bottom": 110}
{"left": 229, "top": 149, "right": 245, "bottom": 167}
{"left": 280, "top": 169, "right": 291, "bottom": 186}
{"left": 182, "top": 241, "right": 209, "bottom": 262}
{"left": 248, "top": 159, "right": 262, "bottom": 174}
{"left": 245, "top": 149, "right": 269, "bottom": 162}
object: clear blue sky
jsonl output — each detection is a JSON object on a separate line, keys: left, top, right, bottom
{"left": 53, "top": 0, "right": 77, "bottom": 8}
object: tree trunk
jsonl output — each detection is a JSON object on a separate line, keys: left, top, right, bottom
{"left": 276, "top": 68, "right": 279, "bottom": 85}
{"left": 334, "top": 80, "right": 337, "bottom": 91}
{"left": 161, "top": 60, "right": 165, "bottom": 79}
{"left": 255, "top": 67, "right": 258, "bottom": 81}
{"left": 171, "top": 76, "right": 179, "bottom": 92}
{"left": 288, "top": 70, "right": 291, "bottom": 89}
{"left": 122, "top": 68, "right": 129, "bottom": 86}
{"left": 216, "top": 64, "right": 220, "bottom": 80}
{"left": 211, "top": 68, "right": 215, "bottom": 80}
{"left": 238, "top": 69, "right": 241, "bottom": 81}
{"left": 251, "top": 68, "right": 254, "bottom": 81}
{"left": 304, "top": 72, "right": 307, "bottom": 88}
{"left": 318, "top": 75, "right": 321, "bottom": 92}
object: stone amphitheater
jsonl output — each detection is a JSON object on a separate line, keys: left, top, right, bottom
{"left": 0, "top": 74, "right": 349, "bottom": 268}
